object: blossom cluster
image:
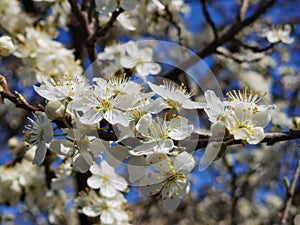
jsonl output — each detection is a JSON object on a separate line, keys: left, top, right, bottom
{"left": 22, "top": 65, "right": 276, "bottom": 220}
{"left": 200, "top": 87, "right": 276, "bottom": 170}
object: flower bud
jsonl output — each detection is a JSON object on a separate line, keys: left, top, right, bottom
{"left": 45, "top": 100, "right": 65, "bottom": 120}
{"left": 0, "top": 36, "right": 15, "bottom": 57}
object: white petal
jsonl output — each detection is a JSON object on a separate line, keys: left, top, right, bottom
{"left": 136, "top": 113, "right": 152, "bottom": 134}
{"left": 182, "top": 99, "right": 207, "bottom": 109}
{"left": 82, "top": 205, "right": 101, "bottom": 217}
{"left": 252, "top": 111, "right": 271, "bottom": 128}
{"left": 117, "top": 13, "right": 136, "bottom": 31}
{"left": 50, "top": 140, "right": 74, "bottom": 156}
{"left": 130, "top": 141, "right": 157, "bottom": 156}
{"left": 120, "top": 56, "right": 136, "bottom": 68}
{"left": 80, "top": 108, "right": 104, "bottom": 125}
{"left": 33, "top": 142, "right": 47, "bottom": 165}
{"left": 111, "top": 175, "right": 128, "bottom": 192}
{"left": 101, "top": 184, "right": 117, "bottom": 198}
{"left": 199, "top": 142, "right": 222, "bottom": 171}
{"left": 89, "top": 164, "right": 102, "bottom": 175}
{"left": 174, "top": 151, "right": 195, "bottom": 174}
{"left": 106, "top": 144, "right": 129, "bottom": 168}
{"left": 247, "top": 127, "right": 265, "bottom": 144}
{"left": 169, "top": 123, "right": 193, "bottom": 140}
{"left": 211, "top": 121, "right": 226, "bottom": 138}
{"left": 101, "top": 211, "right": 114, "bottom": 224}
{"left": 105, "top": 109, "right": 129, "bottom": 126}
{"left": 146, "top": 153, "right": 171, "bottom": 173}
{"left": 72, "top": 152, "right": 93, "bottom": 173}
{"left": 233, "top": 127, "right": 250, "bottom": 140}
{"left": 267, "top": 31, "right": 279, "bottom": 43}
{"left": 139, "top": 175, "right": 163, "bottom": 196}
{"left": 121, "top": 0, "right": 137, "bottom": 11}
{"left": 127, "top": 156, "right": 147, "bottom": 183}
{"left": 87, "top": 176, "right": 103, "bottom": 189}
{"left": 154, "top": 139, "right": 174, "bottom": 153}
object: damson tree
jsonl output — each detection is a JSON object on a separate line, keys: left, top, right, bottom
{"left": 0, "top": 0, "right": 300, "bottom": 225}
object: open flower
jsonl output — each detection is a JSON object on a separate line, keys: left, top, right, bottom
{"left": 129, "top": 116, "right": 193, "bottom": 156}
{"left": 71, "top": 78, "right": 137, "bottom": 126}
{"left": 0, "top": 35, "right": 15, "bottom": 57}
{"left": 50, "top": 134, "right": 105, "bottom": 173}
{"left": 226, "top": 87, "right": 276, "bottom": 111}
{"left": 25, "top": 112, "right": 53, "bottom": 165}
{"left": 139, "top": 152, "right": 195, "bottom": 210}
{"left": 120, "top": 42, "right": 161, "bottom": 77}
{"left": 225, "top": 103, "right": 271, "bottom": 144}
{"left": 76, "top": 190, "right": 130, "bottom": 224}
{"left": 87, "top": 161, "right": 128, "bottom": 198}
{"left": 148, "top": 81, "right": 206, "bottom": 109}
{"left": 266, "top": 25, "right": 294, "bottom": 44}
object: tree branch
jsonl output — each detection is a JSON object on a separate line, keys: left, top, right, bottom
{"left": 281, "top": 153, "right": 300, "bottom": 224}
{"left": 201, "top": 0, "right": 218, "bottom": 41}
{"left": 0, "top": 75, "right": 43, "bottom": 112}
{"left": 196, "top": 130, "right": 300, "bottom": 149}
{"left": 164, "top": 0, "right": 277, "bottom": 79}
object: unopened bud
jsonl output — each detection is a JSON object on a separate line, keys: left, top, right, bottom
{"left": 45, "top": 100, "right": 65, "bottom": 120}
{"left": 0, "top": 36, "right": 15, "bottom": 57}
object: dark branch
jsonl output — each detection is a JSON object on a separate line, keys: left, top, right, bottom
{"left": 281, "top": 154, "right": 300, "bottom": 224}
{"left": 201, "top": 0, "right": 218, "bottom": 41}
{"left": 239, "top": 0, "right": 249, "bottom": 21}
{"left": 0, "top": 75, "right": 43, "bottom": 112}
{"left": 196, "top": 130, "right": 300, "bottom": 149}
{"left": 164, "top": 0, "right": 277, "bottom": 79}
{"left": 87, "top": 8, "right": 124, "bottom": 46}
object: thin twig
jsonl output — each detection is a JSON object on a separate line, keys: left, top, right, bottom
{"left": 239, "top": 0, "right": 249, "bottom": 21}
{"left": 214, "top": 49, "right": 264, "bottom": 63}
{"left": 281, "top": 153, "right": 300, "bottom": 224}
{"left": 164, "top": 0, "right": 277, "bottom": 79}
{"left": 0, "top": 75, "right": 43, "bottom": 112}
{"left": 196, "top": 130, "right": 300, "bottom": 149}
{"left": 201, "top": 0, "right": 218, "bottom": 41}
{"left": 222, "top": 156, "right": 238, "bottom": 225}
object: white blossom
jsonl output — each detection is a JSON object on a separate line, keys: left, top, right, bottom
{"left": 76, "top": 190, "right": 131, "bottom": 225}
{"left": 25, "top": 112, "right": 53, "bottom": 165}
{"left": 130, "top": 116, "right": 193, "bottom": 156}
{"left": 0, "top": 36, "right": 15, "bottom": 57}
{"left": 148, "top": 81, "right": 206, "bottom": 109}
{"left": 266, "top": 25, "right": 294, "bottom": 44}
{"left": 120, "top": 42, "right": 161, "bottom": 77}
{"left": 87, "top": 161, "right": 128, "bottom": 198}
{"left": 139, "top": 152, "right": 195, "bottom": 210}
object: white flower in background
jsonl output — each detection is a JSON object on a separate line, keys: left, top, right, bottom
{"left": 76, "top": 190, "right": 130, "bottom": 225}
{"left": 87, "top": 161, "right": 128, "bottom": 198}
{"left": 266, "top": 25, "right": 294, "bottom": 44}
{"left": 225, "top": 103, "right": 271, "bottom": 144}
{"left": 14, "top": 28, "right": 82, "bottom": 85}
{"left": 130, "top": 116, "right": 193, "bottom": 156}
{"left": 95, "top": 0, "right": 138, "bottom": 15}
{"left": 117, "top": 12, "right": 136, "bottom": 31}
{"left": 120, "top": 42, "right": 161, "bottom": 77}
{"left": 0, "top": 166, "right": 22, "bottom": 205}
{"left": 139, "top": 152, "right": 195, "bottom": 210}
{"left": 25, "top": 112, "right": 53, "bottom": 165}
{"left": 148, "top": 81, "right": 206, "bottom": 109}
{"left": 0, "top": 36, "right": 15, "bottom": 57}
